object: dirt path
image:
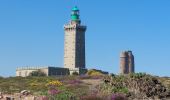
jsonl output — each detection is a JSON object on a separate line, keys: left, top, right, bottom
{"left": 81, "top": 79, "right": 103, "bottom": 93}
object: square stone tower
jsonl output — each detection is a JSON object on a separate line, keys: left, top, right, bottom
{"left": 64, "top": 6, "right": 87, "bottom": 73}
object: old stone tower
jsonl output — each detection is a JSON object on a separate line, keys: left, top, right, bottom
{"left": 64, "top": 6, "right": 87, "bottom": 74}
{"left": 120, "top": 51, "right": 135, "bottom": 74}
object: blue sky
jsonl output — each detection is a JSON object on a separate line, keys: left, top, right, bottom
{"left": 0, "top": 0, "right": 170, "bottom": 77}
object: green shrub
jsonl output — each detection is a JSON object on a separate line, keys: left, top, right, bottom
{"left": 0, "top": 76, "right": 3, "bottom": 79}
{"left": 112, "top": 87, "right": 129, "bottom": 94}
{"left": 128, "top": 72, "right": 147, "bottom": 79}
{"left": 110, "top": 73, "right": 116, "bottom": 77}
{"left": 86, "top": 69, "right": 104, "bottom": 76}
{"left": 55, "top": 91, "right": 76, "bottom": 100}
{"left": 72, "top": 71, "right": 79, "bottom": 76}
{"left": 100, "top": 82, "right": 129, "bottom": 94}
{"left": 29, "top": 70, "right": 46, "bottom": 77}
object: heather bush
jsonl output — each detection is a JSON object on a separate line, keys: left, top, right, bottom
{"left": 37, "top": 96, "right": 49, "bottom": 100}
{"left": 48, "top": 88, "right": 61, "bottom": 95}
{"left": 64, "top": 79, "right": 82, "bottom": 85}
{"left": 43, "top": 80, "right": 74, "bottom": 100}
{"left": 41, "top": 88, "right": 76, "bottom": 100}
{"left": 65, "top": 83, "right": 89, "bottom": 98}
{"left": 80, "top": 94, "right": 103, "bottom": 100}
{"left": 55, "top": 75, "right": 78, "bottom": 81}
{"left": 111, "top": 93, "right": 127, "bottom": 100}
{"left": 79, "top": 75, "right": 91, "bottom": 79}
{"left": 1, "top": 74, "right": 169, "bottom": 100}
{"left": 54, "top": 91, "right": 76, "bottom": 100}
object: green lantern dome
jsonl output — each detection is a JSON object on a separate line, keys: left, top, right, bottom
{"left": 71, "top": 6, "right": 80, "bottom": 21}
{"left": 72, "top": 6, "right": 79, "bottom": 11}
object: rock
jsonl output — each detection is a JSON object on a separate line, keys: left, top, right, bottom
{"left": 0, "top": 92, "right": 3, "bottom": 99}
{"left": 21, "top": 90, "right": 30, "bottom": 95}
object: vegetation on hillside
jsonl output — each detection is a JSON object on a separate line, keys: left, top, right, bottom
{"left": 101, "top": 73, "right": 170, "bottom": 99}
{"left": 0, "top": 72, "right": 170, "bottom": 100}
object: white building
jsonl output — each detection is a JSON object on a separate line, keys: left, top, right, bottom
{"left": 16, "top": 66, "right": 70, "bottom": 77}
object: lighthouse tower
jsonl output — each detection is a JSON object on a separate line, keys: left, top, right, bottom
{"left": 64, "top": 6, "right": 87, "bottom": 74}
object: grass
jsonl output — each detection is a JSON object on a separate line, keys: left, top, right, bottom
{"left": 1, "top": 73, "right": 169, "bottom": 100}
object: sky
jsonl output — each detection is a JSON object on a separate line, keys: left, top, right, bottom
{"left": 0, "top": 0, "right": 170, "bottom": 77}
